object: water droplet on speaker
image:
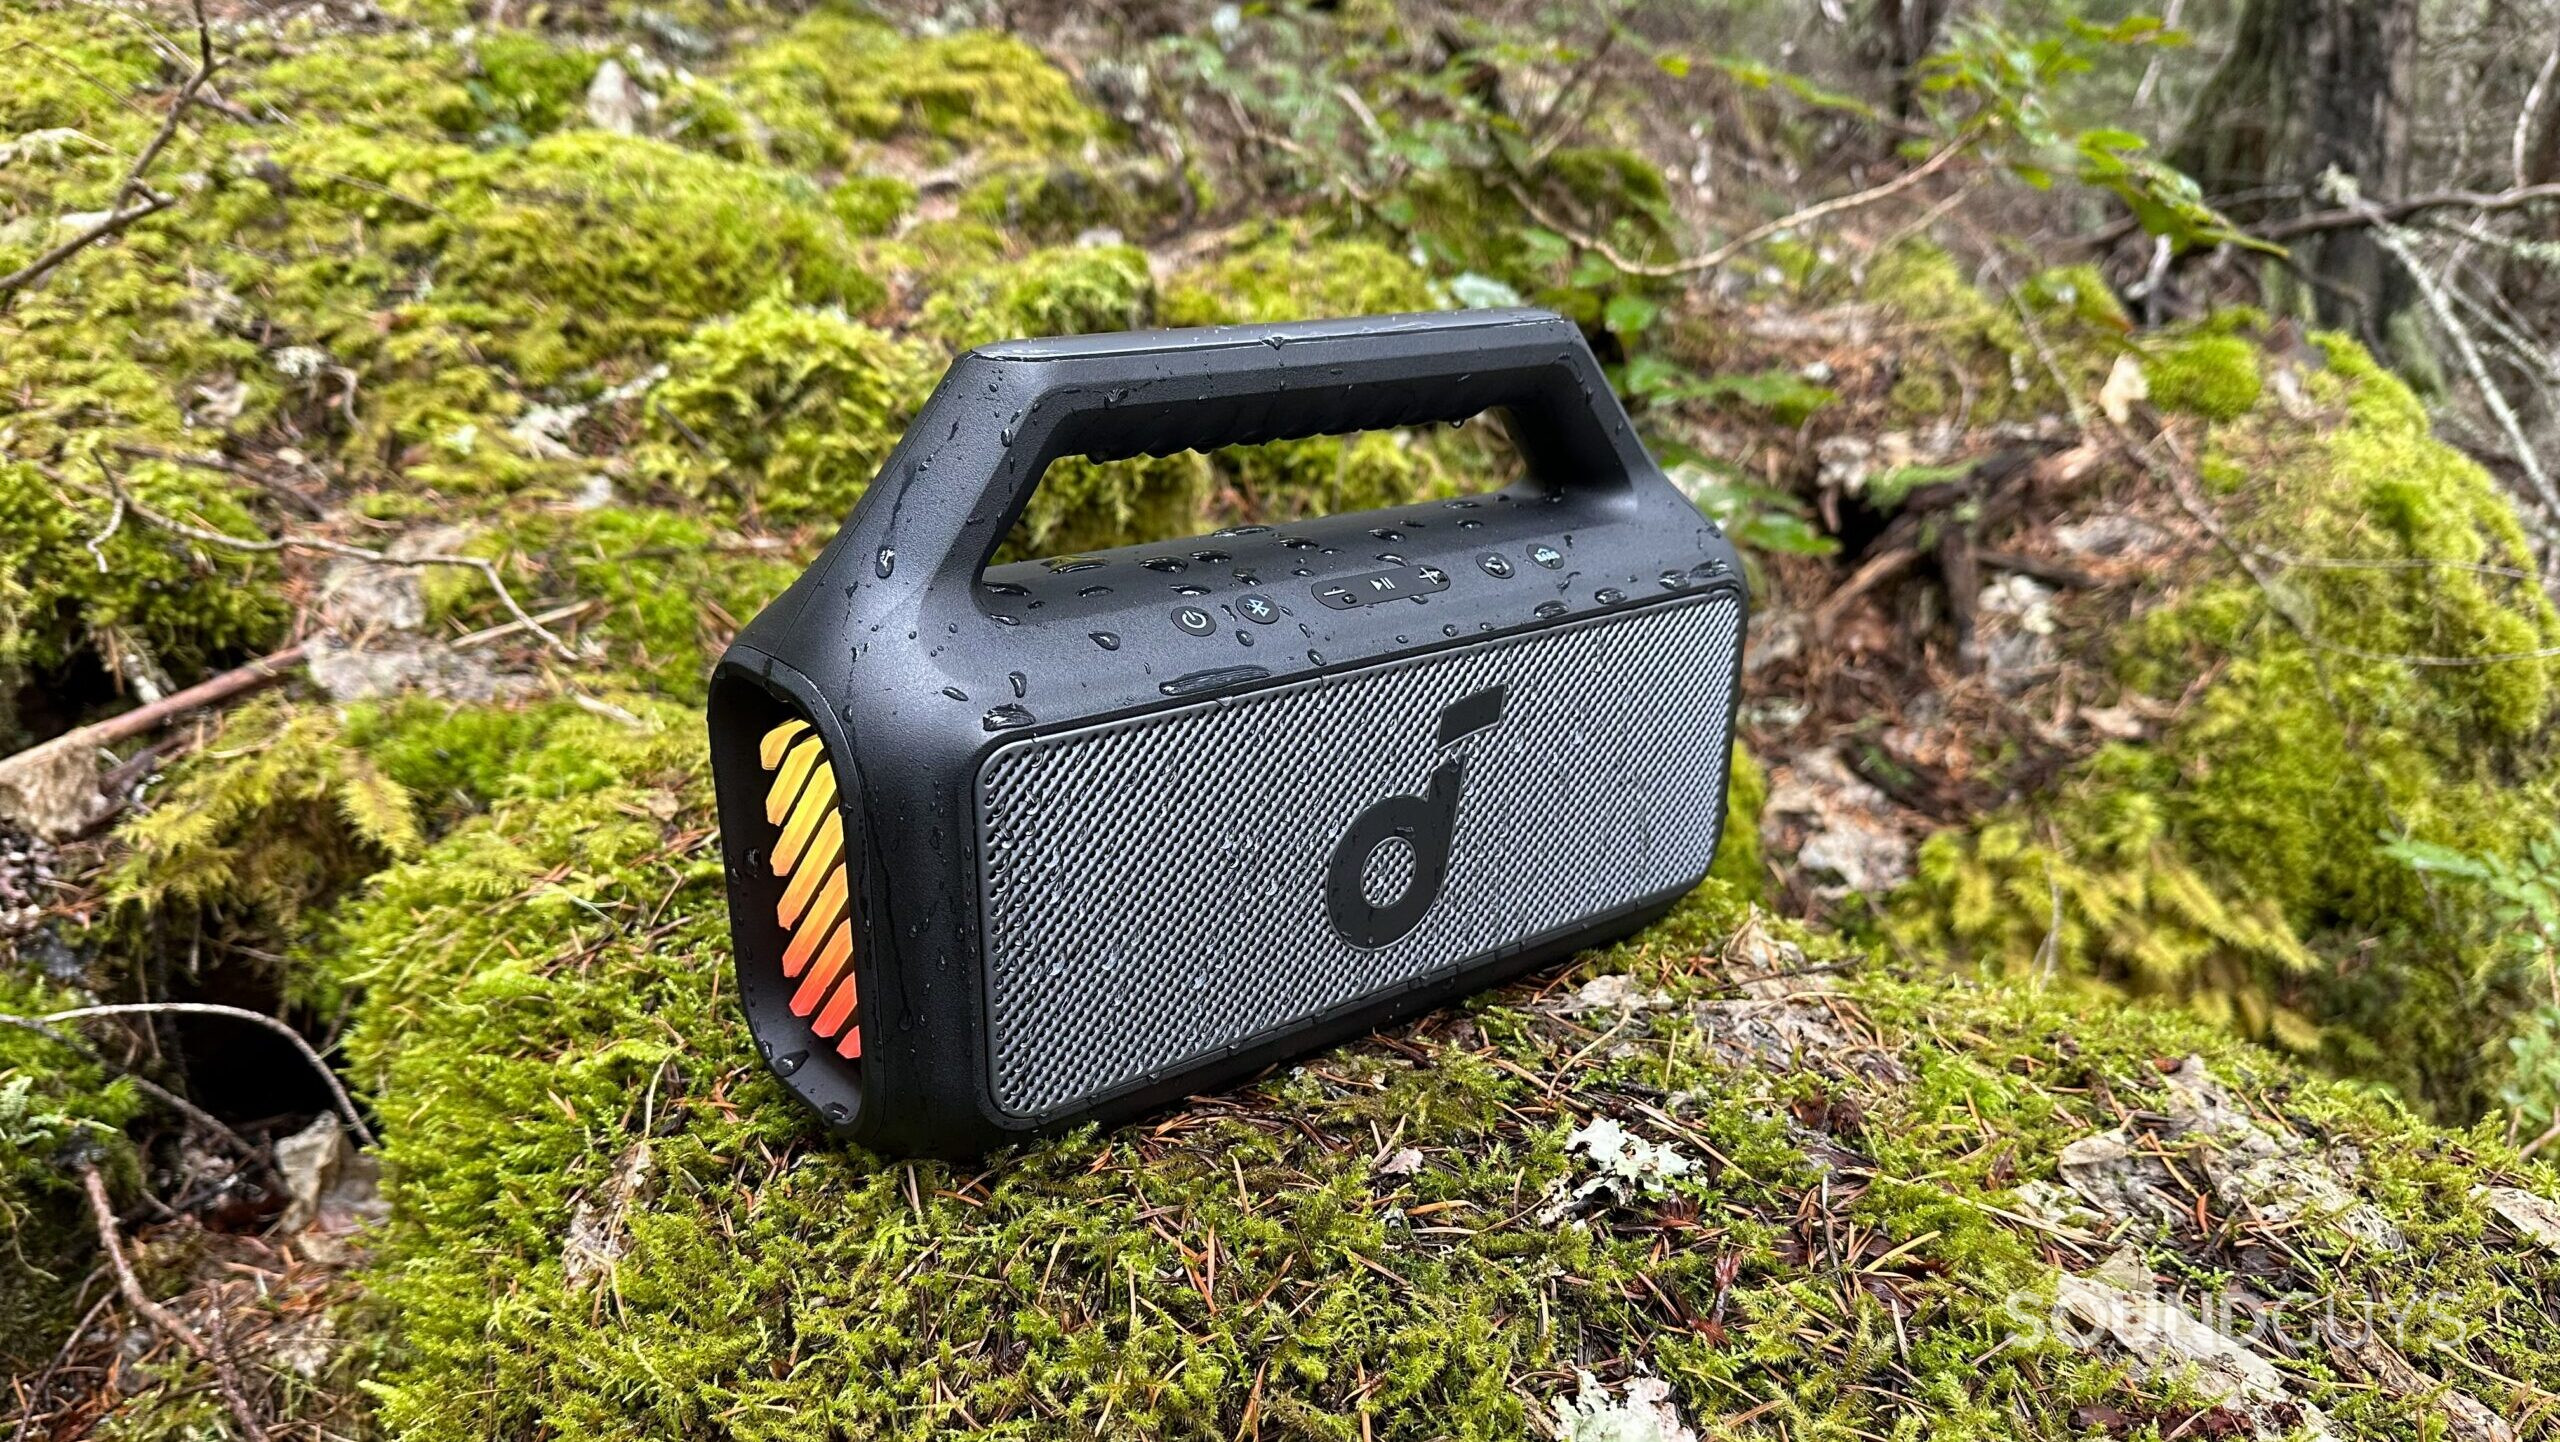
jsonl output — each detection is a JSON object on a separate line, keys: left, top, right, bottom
{"left": 1595, "top": 587, "right": 1625, "bottom": 604}
{"left": 982, "top": 704, "right": 1034, "bottom": 731}
{"left": 874, "top": 546, "right": 896, "bottom": 578}
{"left": 1442, "top": 624, "right": 1459, "bottom": 637}
{"left": 1078, "top": 584, "right": 1113, "bottom": 597}
{"left": 774, "top": 1050, "right": 807, "bottom": 1076}
{"left": 993, "top": 614, "right": 1021, "bottom": 626}
{"left": 1008, "top": 671, "right": 1027, "bottom": 698}
{"left": 1090, "top": 631, "right": 1120, "bottom": 651}
{"left": 1307, "top": 649, "right": 1325, "bottom": 664}
{"left": 1535, "top": 600, "right": 1567, "bottom": 618}
{"left": 824, "top": 1102, "right": 851, "bottom": 1124}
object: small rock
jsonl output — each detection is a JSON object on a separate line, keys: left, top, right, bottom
{"left": 585, "top": 58, "right": 649, "bottom": 135}
{"left": 1565, "top": 974, "right": 1671, "bottom": 1017}
{"left": 2480, "top": 1185, "right": 2560, "bottom": 1253}
{"left": 274, "top": 1115, "right": 347, "bottom": 1234}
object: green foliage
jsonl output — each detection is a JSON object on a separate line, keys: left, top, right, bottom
{"left": 1894, "top": 329, "right": 2560, "bottom": 1118}
{"left": 635, "top": 297, "right": 937, "bottom": 526}
{"left": 1918, "top": 18, "right": 2262, "bottom": 254}
{"left": 1708, "top": 742, "right": 1768, "bottom": 896}
{"left": 2386, "top": 824, "right": 2560, "bottom": 1138}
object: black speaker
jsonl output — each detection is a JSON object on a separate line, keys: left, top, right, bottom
{"left": 708, "top": 309, "right": 1747, "bottom": 1157}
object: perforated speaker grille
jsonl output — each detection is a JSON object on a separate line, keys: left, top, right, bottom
{"left": 975, "top": 593, "right": 1742, "bottom": 1118}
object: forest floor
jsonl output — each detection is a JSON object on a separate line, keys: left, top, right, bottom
{"left": 4, "top": 2, "right": 2559, "bottom": 1439}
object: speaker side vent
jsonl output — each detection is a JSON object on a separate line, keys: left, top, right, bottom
{"left": 759, "top": 716, "right": 862, "bottom": 1059}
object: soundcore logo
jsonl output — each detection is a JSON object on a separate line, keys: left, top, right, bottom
{"left": 1323, "top": 685, "right": 1507, "bottom": 948}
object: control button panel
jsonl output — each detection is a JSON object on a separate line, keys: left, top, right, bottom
{"left": 1310, "top": 563, "right": 1453, "bottom": 610}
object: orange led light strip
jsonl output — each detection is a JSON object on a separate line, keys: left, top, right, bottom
{"left": 761, "top": 718, "right": 860, "bottom": 1059}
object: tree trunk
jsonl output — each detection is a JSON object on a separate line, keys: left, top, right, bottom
{"left": 2170, "top": 0, "right": 2418, "bottom": 349}
{"left": 1874, "top": 0, "right": 1952, "bottom": 120}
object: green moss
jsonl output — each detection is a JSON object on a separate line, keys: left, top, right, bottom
{"left": 681, "top": 15, "right": 1103, "bottom": 168}
{"left": 1708, "top": 741, "right": 1768, "bottom": 897}
{"left": 231, "top": 29, "right": 596, "bottom": 144}
{"left": 915, "top": 242, "right": 1155, "bottom": 353}
{"left": 0, "top": 459, "right": 288, "bottom": 745}
{"left": 298, "top": 760, "right": 2560, "bottom": 1440}
{"left": 957, "top": 153, "right": 1191, "bottom": 245}
{"left": 107, "top": 698, "right": 423, "bottom": 924}
{"left": 829, "top": 174, "right": 916, "bottom": 237}
{"left": 2145, "top": 332, "right": 2263, "bottom": 421}
{"left": 440, "top": 131, "right": 885, "bottom": 385}
{"left": 1862, "top": 247, "right": 2125, "bottom": 424}
{"left": 1892, "top": 333, "right": 2560, "bottom": 1117}
{"left": 0, "top": 974, "right": 142, "bottom": 1370}
{"left": 485, "top": 506, "right": 801, "bottom": 702}
{"left": 634, "top": 297, "right": 936, "bottom": 527}
{"left": 1159, "top": 224, "right": 1437, "bottom": 327}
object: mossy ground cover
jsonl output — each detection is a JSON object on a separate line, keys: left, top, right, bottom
{"left": 6, "top": 0, "right": 2560, "bottom": 1436}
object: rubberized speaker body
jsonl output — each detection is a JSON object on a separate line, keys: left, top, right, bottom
{"left": 708, "top": 309, "right": 1747, "bottom": 1158}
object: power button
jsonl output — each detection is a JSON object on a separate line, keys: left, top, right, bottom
{"left": 1171, "top": 605, "right": 1216, "bottom": 636}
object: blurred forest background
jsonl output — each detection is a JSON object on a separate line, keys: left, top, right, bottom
{"left": 6, "top": 0, "right": 2560, "bottom": 1437}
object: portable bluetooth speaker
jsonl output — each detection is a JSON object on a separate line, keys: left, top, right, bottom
{"left": 707, "top": 308, "right": 1747, "bottom": 1157}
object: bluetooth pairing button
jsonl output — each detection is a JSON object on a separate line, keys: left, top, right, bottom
{"left": 1236, "top": 593, "right": 1281, "bottom": 625}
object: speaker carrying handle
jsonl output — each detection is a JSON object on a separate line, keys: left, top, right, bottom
{"left": 842, "top": 308, "right": 1657, "bottom": 607}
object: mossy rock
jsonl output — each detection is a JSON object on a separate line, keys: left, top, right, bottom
{"left": 634, "top": 296, "right": 939, "bottom": 527}
{"left": 676, "top": 15, "right": 1104, "bottom": 169}
{"left": 1892, "top": 331, "right": 2560, "bottom": 1118}
{"left": 1159, "top": 224, "right": 1437, "bottom": 328}
{"left": 1863, "top": 247, "right": 2129, "bottom": 424}
{"left": 190, "top": 696, "right": 2549, "bottom": 1437}
{"left": 913, "top": 242, "right": 1156, "bottom": 354}
{"left": 0, "top": 460, "right": 288, "bottom": 746}
{"left": 2144, "top": 332, "right": 2264, "bottom": 421}
{"left": 957, "top": 152, "right": 1194, "bottom": 245}
{"left": 1392, "top": 145, "right": 1684, "bottom": 329}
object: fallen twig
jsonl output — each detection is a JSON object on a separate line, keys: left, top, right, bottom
{"left": 1503, "top": 138, "right": 1972, "bottom": 280}
{"left": 0, "top": 1014, "right": 258, "bottom": 1161}
{"left": 77, "top": 1162, "right": 273, "bottom": 1442}
{"left": 87, "top": 465, "right": 580, "bottom": 661}
{"left": 39, "top": 1002, "right": 374, "bottom": 1148}
{"left": 0, "top": 641, "right": 306, "bottom": 837}
{"left": 0, "top": 0, "right": 215, "bottom": 304}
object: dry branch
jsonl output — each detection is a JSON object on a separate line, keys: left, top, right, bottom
{"left": 77, "top": 1163, "right": 272, "bottom": 1442}
{"left": 42, "top": 1002, "right": 375, "bottom": 1148}
{"left": 1503, "top": 139, "right": 1973, "bottom": 280}
{"left": 0, "top": 0, "right": 215, "bottom": 303}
